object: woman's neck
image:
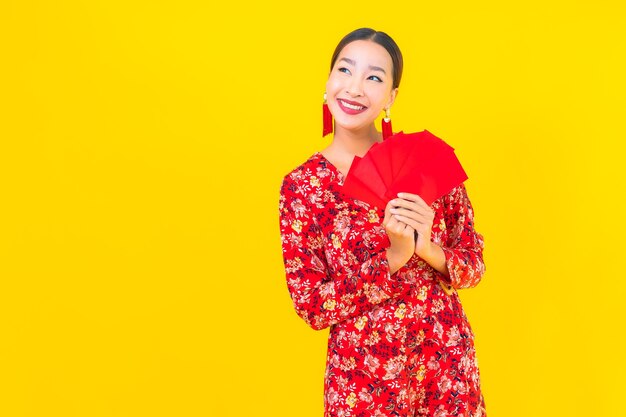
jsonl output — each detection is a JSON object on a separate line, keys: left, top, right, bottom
{"left": 320, "top": 124, "right": 383, "bottom": 177}
{"left": 328, "top": 124, "right": 382, "bottom": 157}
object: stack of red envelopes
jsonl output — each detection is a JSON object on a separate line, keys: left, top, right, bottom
{"left": 342, "top": 130, "right": 468, "bottom": 208}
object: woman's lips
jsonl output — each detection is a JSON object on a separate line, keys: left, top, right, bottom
{"left": 337, "top": 98, "right": 368, "bottom": 115}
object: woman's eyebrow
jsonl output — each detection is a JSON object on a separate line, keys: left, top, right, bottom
{"left": 339, "top": 57, "right": 387, "bottom": 74}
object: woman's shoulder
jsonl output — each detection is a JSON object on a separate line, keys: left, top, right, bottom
{"left": 279, "top": 152, "right": 329, "bottom": 194}
{"left": 281, "top": 152, "right": 320, "bottom": 179}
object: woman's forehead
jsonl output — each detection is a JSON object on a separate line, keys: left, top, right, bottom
{"left": 336, "top": 40, "right": 392, "bottom": 69}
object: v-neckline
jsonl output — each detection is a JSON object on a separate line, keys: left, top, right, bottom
{"left": 315, "top": 152, "right": 346, "bottom": 185}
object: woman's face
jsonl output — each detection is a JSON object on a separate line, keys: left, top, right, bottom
{"left": 325, "top": 40, "right": 397, "bottom": 134}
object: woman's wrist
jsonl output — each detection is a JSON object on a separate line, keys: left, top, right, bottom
{"left": 415, "top": 241, "right": 435, "bottom": 261}
{"left": 417, "top": 242, "right": 449, "bottom": 276}
{"left": 386, "top": 247, "right": 412, "bottom": 275}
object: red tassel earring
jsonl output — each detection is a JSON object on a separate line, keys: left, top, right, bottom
{"left": 323, "top": 92, "right": 333, "bottom": 137}
{"left": 382, "top": 107, "right": 393, "bottom": 140}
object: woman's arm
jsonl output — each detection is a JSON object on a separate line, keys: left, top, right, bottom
{"left": 279, "top": 176, "right": 414, "bottom": 331}
{"left": 438, "top": 183, "right": 485, "bottom": 289}
{"left": 387, "top": 184, "right": 485, "bottom": 289}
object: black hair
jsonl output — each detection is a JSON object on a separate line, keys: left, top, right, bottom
{"left": 329, "top": 28, "right": 403, "bottom": 89}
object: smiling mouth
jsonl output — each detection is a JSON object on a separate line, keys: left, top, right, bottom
{"left": 337, "top": 99, "right": 368, "bottom": 114}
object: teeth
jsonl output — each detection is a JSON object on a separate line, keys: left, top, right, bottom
{"left": 341, "top": 100, "right": 364, "bottom": 110}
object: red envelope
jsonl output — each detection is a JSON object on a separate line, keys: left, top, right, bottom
{"left": 341, "top": 157, "right": 388, "bottom": 208}
{"left": 342, "top": 130, "right": 468, "bottom": 207}
{"left": 385, "top": 150, "right": 467, "bottom": 204}
{"left": 366, "top": 141, "right": 394, "bottom": 186}
{"left": 349, "top": 153, "right": 388, "bottom": 199}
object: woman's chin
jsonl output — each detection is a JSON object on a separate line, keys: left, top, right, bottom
{"left": 333, "top": 120, "right": 374, "bottom": 133}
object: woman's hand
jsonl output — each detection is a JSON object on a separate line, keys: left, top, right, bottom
{"left": 389, "top": 192, "right": 450, "bottom": 277}
{"left": 382, "top": 199, "right": 416, "bottom": 274}
{"left": 388, "top": 193, "right": 436, "bottom": 260}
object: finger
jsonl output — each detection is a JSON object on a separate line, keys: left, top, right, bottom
{"left": 385, "top": 199, "right": 397, "bottom": 210}
{"left": 384, "top": 215, "right": 398, "bottom": 230}
{"left": 387, "top": 216, "right": 409, "bottom": 235}
{"left": 389, "top": 199, "right": 418, "bottom": 212}
{"left": 396, "top": 192, "right": 431, "bottom": 210}
{"left": 389, "top": 208, "right": 434, "bottom": 223}
{"left": 387, "top": 213, "right": 415, "bottom": 232}
{"left": 389, "top": 197, "right": 417, "bottom": 208}
{"left": 393, "top": 216, "right": 431, "bottom": 238}
{"left": 391, "top": 214, "right": 421, "bottom": 231}
{"left": 390, "top": 197, "right": 431, "bottom": 216}
{"left": 400, "top": 224, "right": 416, "bottom": 238}
{"left": 391, "top": 216, "right": 407, "bottom": 232}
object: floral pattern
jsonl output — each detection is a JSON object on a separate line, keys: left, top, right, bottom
{"left": 279, "top": 152, "right": 487, "bottom": 417}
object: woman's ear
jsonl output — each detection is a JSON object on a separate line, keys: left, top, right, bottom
{"left": 387, "top": 88, "right": 399, "bottom": 109}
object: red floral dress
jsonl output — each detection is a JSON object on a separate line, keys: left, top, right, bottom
{"left": 278, "top": 150, "right": 487, "bottom": 417}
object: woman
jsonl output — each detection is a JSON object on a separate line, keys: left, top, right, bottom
{"left": 278, "top": 28, "right": 486, "bottom": 417}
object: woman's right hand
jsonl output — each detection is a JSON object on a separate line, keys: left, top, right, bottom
{"left": 382, "top": 199, "right": 416, "bottom": 274}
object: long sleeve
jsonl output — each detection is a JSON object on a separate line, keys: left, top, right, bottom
{"left": 439, "top": 183, "right": 486, "bottom": 289}
{"left": 279, "top": 176, "right": 414, "bottom": 331}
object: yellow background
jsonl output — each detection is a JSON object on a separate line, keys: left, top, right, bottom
{"left": 1, "top": 1, "right": 625, "bottom": 416}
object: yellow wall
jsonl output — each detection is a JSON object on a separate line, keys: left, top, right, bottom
{"left": 1, "top": 1, "right": 624, "bottom": 416}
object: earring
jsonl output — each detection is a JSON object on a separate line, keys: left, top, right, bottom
{"left": 323, "top": 92, "right": 333, "bottom": 137}
{"left": 382, "top": 107, "right": 393, "bottom": 140}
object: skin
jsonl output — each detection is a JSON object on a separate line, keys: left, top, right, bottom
{"left": 320, "top": 40, "right": 450, "bottom": 277}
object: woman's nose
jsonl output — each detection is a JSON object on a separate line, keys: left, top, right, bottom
{"left": 346, "top": 77, "right": 364, "bottom": 97}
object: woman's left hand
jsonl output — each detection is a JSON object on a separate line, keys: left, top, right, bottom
{"left": 389, "top": 193, "right": 436, "bottom": 260}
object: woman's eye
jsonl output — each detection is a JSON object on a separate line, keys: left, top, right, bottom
{"left": 368, "top": 75, "right": 383, "bottom": 82}
{"left": 338, "top": 67, "right": 351, "bottom": 74}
